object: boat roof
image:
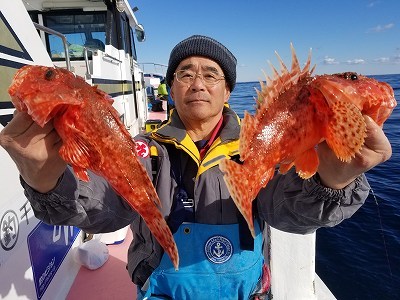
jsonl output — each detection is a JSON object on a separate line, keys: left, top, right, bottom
{"left": 23, "top": 0, "right": 142, "bottom": 28}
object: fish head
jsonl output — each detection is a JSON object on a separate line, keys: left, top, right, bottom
{"left": 312, "top": 72, "right": 396, "bottom": 126}
{"left": 8, "top": 65, "right": 84, "bottom": 127}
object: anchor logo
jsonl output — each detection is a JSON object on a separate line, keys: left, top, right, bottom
{"left": 204, "top": 235, "right": 233, "bottom": 264}
{"left": 213, "top": 242, "right": 224, "bottom": 257}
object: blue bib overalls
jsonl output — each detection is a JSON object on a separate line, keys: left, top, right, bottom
{"left": 138, "top": 222, "right": 264, "bottom": 300}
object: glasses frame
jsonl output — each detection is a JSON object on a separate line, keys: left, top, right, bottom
{"left": 173, "top": 70, "right": 225, "bottom": 86}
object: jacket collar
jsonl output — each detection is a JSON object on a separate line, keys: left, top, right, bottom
{"left": 152, "top": 105, "right": 241, "bottom": 144}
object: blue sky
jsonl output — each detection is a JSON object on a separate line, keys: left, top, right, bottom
{"left": 129, "top": 0, "right": 400, "bottom": 82}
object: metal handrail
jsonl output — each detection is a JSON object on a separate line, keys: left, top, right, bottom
{"left": 33, "top": 22, "right": 71, "bottom": 71}
{"left": 102, "top": 52, "right": 122, "bottom": 63}
{"left": 83, "top": 47, "right": 96, "bottom": 80}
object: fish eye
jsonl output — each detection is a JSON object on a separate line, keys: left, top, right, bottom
{"left": 45, "top": 69, "right": 55, "bottom": 80}
{"left": 350, "top": 73, "right": 358, "bottom": 81}
{"left": 340, "top": 72, "right": 358, "bottom": 81}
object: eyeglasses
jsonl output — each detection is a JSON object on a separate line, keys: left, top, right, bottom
{"left": 174, "top": 70, "right": 225, "bottom": 86}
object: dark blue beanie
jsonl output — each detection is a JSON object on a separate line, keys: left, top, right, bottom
{"left": 166, "top": 35, "right": 237, "bottom": 91}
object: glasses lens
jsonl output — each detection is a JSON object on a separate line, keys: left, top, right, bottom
{"left": 175, "top": 70, "right": 224, "bottom": 85}
{"left": 176, "top": 70, "right": 194, "bottom": 84}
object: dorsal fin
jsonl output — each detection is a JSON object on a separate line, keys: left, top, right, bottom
{"left": 255, "top": 43, "right": 315, "bottom": 118}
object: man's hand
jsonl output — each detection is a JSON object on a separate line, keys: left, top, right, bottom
{"left": 0, "top": 111, "right": 67, "bottom": 193}
{"left": 317, "top": 115, "right": 392, "bottom": 189}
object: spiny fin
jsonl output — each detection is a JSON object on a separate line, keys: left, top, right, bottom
{"left": 59, "top": 128, "right": 103, "bottom": 180}
{"left": 239, "top": 111, "right": 258, "bottom": 161}
{"left": 294, "top": 147, "right": 319, "bottom": 179}
{"left": 72, "top": 165, "right": 90, "bottom": 182}
{"left": 325, "top": 101, "right": 366, "bottom": 162}
{"left": 256, "top": 43, "right": 314, "bottom": 116}
{"left": 220, "top": 158, "right": 255, "bottom": 237}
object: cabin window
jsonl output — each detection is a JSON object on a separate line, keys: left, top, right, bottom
{"left": 42, "top": 11, "right": 107, "bottom": 61}
{"left": 129, "top": 26, "right": 137, "bottom": 61}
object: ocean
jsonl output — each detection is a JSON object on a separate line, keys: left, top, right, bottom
{"left": 229, "top": 74, "right": 400, "bottom": 300}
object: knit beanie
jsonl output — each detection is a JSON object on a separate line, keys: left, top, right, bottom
{"left": 166, "top": 35, "right": 237, "bottom": 91}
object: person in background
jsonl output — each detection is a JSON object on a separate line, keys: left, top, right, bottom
{"left": 157, "top": 78, "right": 168, "bottom": 101}
{"left": 0, "top": 35, "right": 392, "bottom": 299}
{"left": 157, "top": 77, "right": 174, "bottom": 116}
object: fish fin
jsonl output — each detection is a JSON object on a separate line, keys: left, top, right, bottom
{"left": 326, "top": 101, "right": 366, "bottom": 162}
{"left": 256, "top": 44, "right": 313, "bottom": 114}
{"left": 59, "top": 128, "right": 103, "bottom": 177}
{"left": 240, "top": 111, "right": 258, "bottom": 161}
{"left": 279, "top": 162, "right": 294, "bottom": 174}
{"left": 294, "top": 148, "right": 319, "bottom": 179}
{"left": 220, "top": 158, "right": 256, "bottom": 238}
{"left": 72, "top": 166, "right": 90, "bottom": 182}
{"left": 135, "top": 200, "right": 179, "bottom": 270}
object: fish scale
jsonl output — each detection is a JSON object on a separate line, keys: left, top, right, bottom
{"left": 8, "top": 65, "right": 179, "bottom": 270}
{"left": 220, "top": 44, "right": 396, "bottom": 238}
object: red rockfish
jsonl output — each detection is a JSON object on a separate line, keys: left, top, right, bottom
{"left": 220, "top": 45, "right": 396, "bottom": 237}
{"left": 8, "top": 65, "right": 179, "bottom": 270}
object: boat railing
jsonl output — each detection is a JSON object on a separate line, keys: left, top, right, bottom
{"left": 102, "top": 52, "right": 122, "bottom": 64}
{"left": 83, "top": 47, "right": 97, "bottom": 80}
{"left": 33, "top": 22, "right": 71, "bottom": 71}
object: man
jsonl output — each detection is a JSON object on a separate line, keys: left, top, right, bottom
{"left": 157, "top": 78, "right": 168, "bottom": 101}
{"left": 0, "top": 35, "right": 392, "bottom": 299}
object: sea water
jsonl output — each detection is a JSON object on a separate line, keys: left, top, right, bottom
{"left": 229, "top": 74, "right": 400, "bottom": 299}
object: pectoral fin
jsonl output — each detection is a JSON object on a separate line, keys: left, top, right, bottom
{"left": 59, "top": 127, "right": 103, "bottom": 182}
{"left": 326, "top": 101, "right": 366, "bottom": 162}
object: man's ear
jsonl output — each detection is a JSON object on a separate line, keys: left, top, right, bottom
{"left": 224, "top": 86, "right": 231, "bottom": 103}
{"left": 170, "top": 82, "right": 175, "bottom": 99}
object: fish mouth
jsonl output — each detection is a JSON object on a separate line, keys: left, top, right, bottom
{"left": 312, "top": 75, "right": 397, "bottom": 126}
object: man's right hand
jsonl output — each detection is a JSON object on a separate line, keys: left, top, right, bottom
{"left": 0, "top": 110, "right": 66, "bottom": 193}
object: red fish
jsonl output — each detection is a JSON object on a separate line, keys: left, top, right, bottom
{"left": 8, "top": 65, "right": 179, "bottom": 270}
{"left": 220, "top": 44, "right": 396, "bottom": 237}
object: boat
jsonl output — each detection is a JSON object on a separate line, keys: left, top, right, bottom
{"left": 0, "top": 0, "right": 152, "bottom": 299}
{"left": 141, "top": 63, "right": 169, "bottom": 121}
{"left": 0, "top": 1, "right": 335, "bottom": 299}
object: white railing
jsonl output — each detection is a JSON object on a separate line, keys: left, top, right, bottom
{"left": 269, "top": 227, "right": 336, "bottom": 299}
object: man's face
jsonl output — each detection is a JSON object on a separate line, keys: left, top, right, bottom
{"left": 170, "top": 56, "right": 231, "bottom": 125}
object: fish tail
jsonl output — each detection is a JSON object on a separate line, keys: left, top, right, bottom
{"left": 220, "top": 158, "right": 258, "bottom": 237}
{"left": 141, "top": 204, "right": 179, "bottom": 270}
{"left": 147, "top": 185, "right": 162, "bottom": 207}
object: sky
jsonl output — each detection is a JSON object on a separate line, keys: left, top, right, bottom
{"left": 129, "top": 0, "right": 400, "bottom": 82}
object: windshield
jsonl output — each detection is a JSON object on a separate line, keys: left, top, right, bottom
{"left": 44, "top": 12, "right": 106, "bottom": 60}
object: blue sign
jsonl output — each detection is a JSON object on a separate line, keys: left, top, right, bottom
{"left": 27, "top": 222, "right": 80, "bottom": 299}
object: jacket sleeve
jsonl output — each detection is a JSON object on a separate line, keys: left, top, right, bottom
{"left": 256, "top": 168, "right": 370, "bottom": 234}
{"left": 22, "top": 166, "right": 137, "bottom": 233}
